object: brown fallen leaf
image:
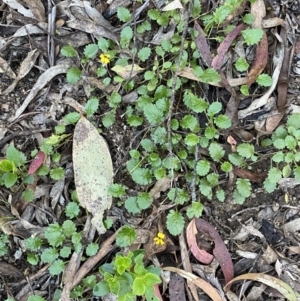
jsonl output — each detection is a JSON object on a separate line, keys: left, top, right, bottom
{"left": 194, "top": 21, "right": 212, "bottom": 67}
{"left": 195, "top": 218, "right": 234, "bottom": 285}
{"left": 23, "top": 0, "right": 45, "bottom": 22}
{"left": 212, "top": 23, "right": 245, "bottom": 70}
{"left": 186, "top": 219, "right": 214, "bottom": 264}
{"left": 247, "top": 32, "right": 268, "bottom": 84}
{"left": 224, "top": 273, "right": 297, "bottom": 301}
{"left": 0, "top": 262, "right": 23, "bottom": 278}
{"left": 163, "top": 267, "right": 223, "bottom": 301}
{"left": 233, "top": 166, "right": 267, "bottom": 182}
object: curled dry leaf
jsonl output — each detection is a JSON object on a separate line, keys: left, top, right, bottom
{"left": 239, "top": 33, "right": 284, "bottom": 119}
{"left": 73, "top": 117, "right": 113, "bottom": 234}
{"left": 0, "top": 57, "right": 16, "bottom": 79}
{"left": 262, "top": 17, "right": 285, "bottom": 28}
{"left": 163, "top": 267, "right": 223, "bottom": 301}
{"left": 186, "top": 219, "right": 214, "bottom": 264}
{"left": 224, "top": 273, "right": 297, "bottom": 301}
{"left": 195, "top": 218, "right": 234, "bottom": 285}
{"left": 27, "top": 151, "right": 46, "bottom": 175}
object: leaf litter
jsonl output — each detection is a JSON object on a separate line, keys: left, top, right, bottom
{"left": 0, "top": 0, "right": 300, "bottom": 300}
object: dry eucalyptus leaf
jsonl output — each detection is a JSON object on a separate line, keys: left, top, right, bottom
{"left": 111, "top": 64, "right": 144, "bottom": 80}
{"left": 73, "top": 117, "right": 113, "bottom": 234}
{"left": 3, "top": 49, "right": 40, "bottom": 94}
{"left": 23, "top": 0, "right": 46, "bottom": 22}
{"left": 3, "top": 0, "right": 35, "bottom": 18}
{"left": 0, "top": 57, "right": 16, "bottom": 79}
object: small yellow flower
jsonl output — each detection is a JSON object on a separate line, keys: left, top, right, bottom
{"left": 153, "top": 232, "right": 165, "bottom": 245}
{"left": 100, "top": 53, "right": 110, "bottom": 65}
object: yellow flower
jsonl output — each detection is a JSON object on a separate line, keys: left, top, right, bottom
{"left": 100, "top": 53, "right": 110, "bottom": 65}
{"left": 153, "top": 232, "right": 165, "bottom": 245}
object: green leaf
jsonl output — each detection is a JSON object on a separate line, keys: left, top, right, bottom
{"left": 49, "top": 259, "right": 65, "bottom": 275}
{"left": 143, "top": 103, "right": 164, "bottom": 125}
{"left": 116, "top": 226, "right": 137, "bottom": 247}
{"left": 240, "top": 85, "right": 249, "bottom": 96}
{"left": 148, "top": 8, "right": 160, "bottom": 20}
{"left": 102, "top": 112, "right": 115, "bottom": 127}
{"left": 61, "top": 45, "right": 77, "bottom": 57}
{"left": 93, "top": 281, "right": 110, "bottom": 297}
{"left": 184, "top": 133, "right": 199, "bottom": 146}
{"left": 272, "top": 151, "right": 284, "bottom": 163}
{"left": 137, "top": 192, "right": 152, "bottom": 209}
{"left": 167, "top": 188, "right": 189, "bottom": 205}
{"left": 85, "top": 97, "right": 99, "bottom": 116}
{"left": 6, "top": 145, "right": 26, "bottom": 166}
{"left": 285, "top": 152, "right": 295, "bottom": 163}
{"left": 84, "top": 43, "right": 98, "bottom": 59}
{"left": 3, "top": 172, "right": 18, "bottom": 188}
{"left": 50, "top": 167, "right": 65, "bottom": 180}
{"left": 216, "top": 188, "right": 225, "bottom": 202}
{"left": 65, "top": 202, "right": 80, "bottom": 219}
{"left": 27, "top": 296, "right": 47, "bottom": 301}
{"left": 196, "top": 160, "right": 210, "bottom": 176}
{"left": 125, "top": 196, "right": 141, "bottom": 214}
{"left": 27, "top": 253, "right": 39, "bottom": 265}
{"left": 205, "top": 126, "right": 218, "bottom": 139}
{"left": 109, "top": 184, "right": 126, "bottom": 197}
{"left": 180, "top": 115, "right": 198, "bottom": 131}
{"left": 41, "top": 247, "right": 59, "bottom": 263}
{"left": 233, "top": 189, "right": 246, "bottom": 204}
{"left": 228, "top": 153, "right": 244, "bottom": 167}
{"left": 24, "top": 237, "right": 43, "bottom": 251}
{"left": 208, "top": 142, "right": 224, "bottom": 161}
{"left": 242, "top": 28, "right": 264, "bottom": 46}
{"left": 144, "top": 273, "right": 161, "bottom": 286}
{"left": 273, "top": 138, "right": 285, "bottom": 149}
{"left": 207, "top": 102, "right": 222, "bottom": 116}
{"left": 86, "top": 243, "right": 99, "bottom": 256}
{"left": 127, "top": 115, "right": 143, "bottom": 126}
{"left": 256, "top": 74, "right": 272, "bottom": 87}
{"left": 108, "top": 91, "right": 122, "bottom": 108}
{"left": 22, "top": 189, "right": 35, "bottom": 202}
{"left": 237, "top": 143, "right": 255, "bottom": 158}
{"left": 63, "top": 112, "right": 80, "bottom": 125}
{"left": 132, "top": 277, "right": 146, "bottom": 296}
{"left": 186, "top": 201, "right": 204, "bottom": 218}
{"left": 235, "top": 57, "right": 249, "bottom": 72}
{"left": 166, "top": 210, "right": 185, "bottom": 236}
{"left": 214, "top": 115, "right": 231, "bottom": 129}
{"left": 131, "top": 168, "right": 152, "bottom": 185}
{"left": 287, "top": 114, "right": 300, "bottom": 130}
{"left": 268, "top": 167, "right": 282, "bottom": 183}
{"left": 183, "top": 91, "right": 208, "bottom": 113}
{"left": 117, "top": 7, "right": 131, "bottom": 22}
{"left": 236, "top": 178, "right": 251, "bottom": 198}
{"left": 264, "top": 177, "right": 277, "bottom": 193}
{"left": 60, "top": 246, "right": 72, "bottom": 258}
{"left": 0, "top": 159, "right": 13, "bottom": 172}
{"left": 120, "top": 26, "right": 133, "bottom": 48}
{"left": 67, "top": 67, "right": 82, "bottom": 84}
{"left": 221, "top": 161, "right": 232, "bottom": 172}
{"left": 282, "top": 165, "right": 291, "bottom": 178}
{"left": 242, "top": 13, "right": 254, "bottom": 24}
{"left": 213, "top": 5, "right": 230, "bottom": 24}
{"left": 138, "top": 47, "right": 151, "bottom": 62}
{"left": 62, "top": 220, "right": 76, "bottom": 237}
{"left": 285, "top": 135, "right": 297, "bottom": 150}
{"left": 44, "top": 223, "right": 64, "bottom": 247}
{"left": 294, "top": 166, "right": 300, "bottom": 182}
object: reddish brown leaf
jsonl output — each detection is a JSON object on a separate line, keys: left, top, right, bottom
{"left": 194, "top": 21, "right": 212, "bottom": 67}
{"left": 186, "top": 219, "right": 214, "bottom": 264}
{"left": 247, "top": 32, "right": 268, "bottom": 84}
{"left": 27, "top": 151, "right": 45, "bottom": 175}
{"left": 195, "top": 218, "right": 234, "bottom": 285}
{"left": 211, "top": 23, "right": 245, "bottom": 70}
{"left": 233, "top": 166, "right": 267, "bottom": 182}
